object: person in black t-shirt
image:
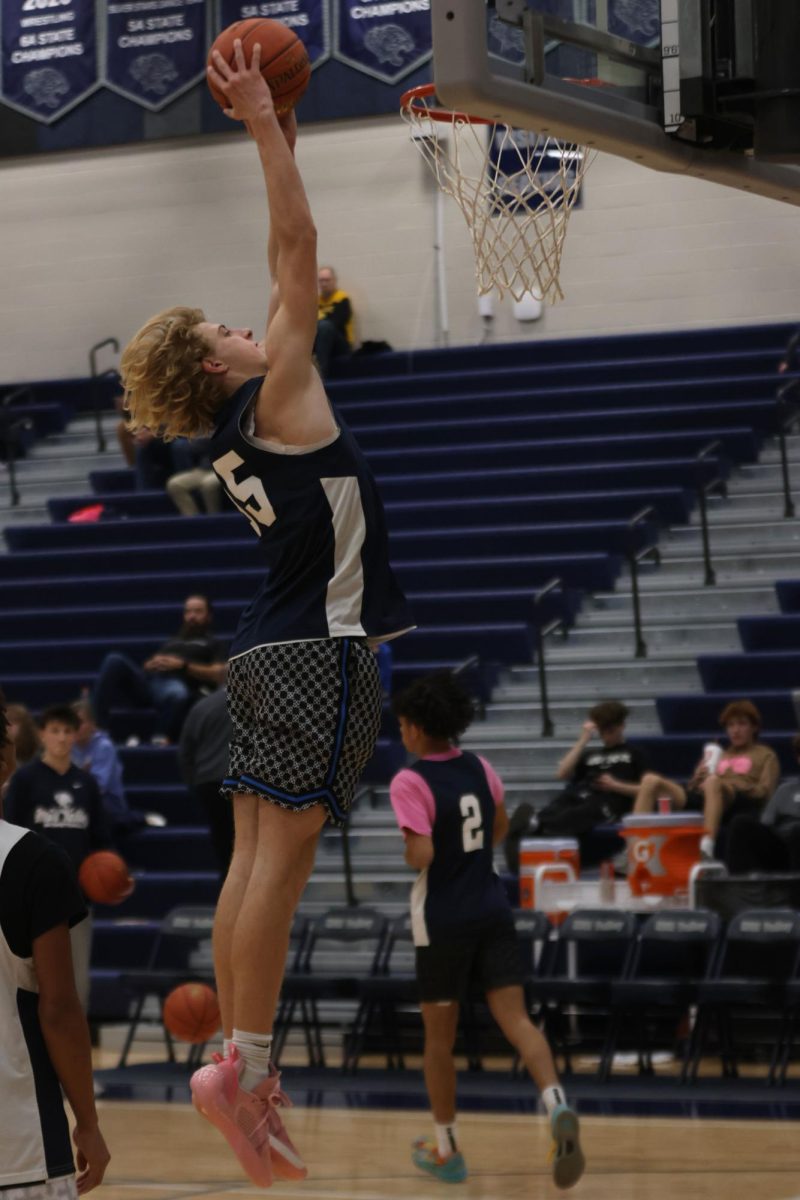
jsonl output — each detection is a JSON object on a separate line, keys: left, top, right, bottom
{"left": 5, "top": 705, "right": 112, "bottom": 1011}
{"left": 92, "top": 593, "right": 227, "bottom": 743}
{"left": 0, "top": 689, "right": 110, "bottom": 1197}
{"left": 506, "top": 700, "right": 646, "bottom": 870}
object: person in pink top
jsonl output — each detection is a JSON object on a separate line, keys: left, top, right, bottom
{"left": 633, "top": 699, "right": 780, "bottom": 858}
{"left": 390, "top": 671, "right": 584, "bottom": 1190}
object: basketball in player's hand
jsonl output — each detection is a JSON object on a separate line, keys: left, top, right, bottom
{"left": 163, "top": 982, "right": 221, "bottom": 1044}
{"left": 78, "top": 850, "right": 135, "bottom": 905}
{"left": 208, "top": 19, "right": 310, "bottom": 114}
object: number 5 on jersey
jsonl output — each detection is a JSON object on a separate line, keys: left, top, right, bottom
{"left": 212, "top": 450, "right": 276, "bottom": 535}
{"left": 460, "top": 793, "right": 484, "bottom": 852}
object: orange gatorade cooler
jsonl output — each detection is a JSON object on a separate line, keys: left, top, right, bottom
{"left": 518, "top": 839, "right": 580, "bottom": 910}
{"left": 621, "top": 813, "right": 705, "bottom": 897}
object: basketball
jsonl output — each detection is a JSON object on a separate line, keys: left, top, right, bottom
{"left": 78, "top": 850, "right": 135, "bottom": 906}
{"left": 163, "top": 982, "right": 221, "bottom": 1044}
{"left": 208, "top": 19, "right": 310, "bottom": 115}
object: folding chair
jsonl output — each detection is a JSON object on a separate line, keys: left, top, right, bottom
{"left": 277, "top": 906, "right": 388, "bottom": 1068}
{"left": 608, "top": 908, "right": 721, "bottom": 1082}
{"left": 346, "top": 912, "right": 418, "bottom": 1072}
{"left": 689, "top": 908, "right": 800, "bottom": 1082}
{"left": 773, "top": 938, "right": 800, "bottom": 1085}
{"left": 117, "top": 905, "right": 216, "bottom": 1067}
{"left": 536, "top": 908, "right": 637, "bottom": 1076}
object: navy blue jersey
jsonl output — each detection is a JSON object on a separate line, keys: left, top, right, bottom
{"left": 404, "top": 751, "right": 510, "bottom": 947}
{"left": 4, "top": 761, "right": 112, "bottom": 876}
{"left": 209, "top": 378, "right": 413, "bottom": 657}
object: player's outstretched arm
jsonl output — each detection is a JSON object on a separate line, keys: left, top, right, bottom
{"left": 208, "top": 43, "right": 326, "bottom": 442}
{"left": 34, "top": 924, "right": 110, "bottom": 1193}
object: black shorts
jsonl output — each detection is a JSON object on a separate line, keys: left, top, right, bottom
{"left": 415, "top": 915, "right": 524, "bottom": 1003}
{"left": 222, "top": 637, "right": 382, "bottom": 827}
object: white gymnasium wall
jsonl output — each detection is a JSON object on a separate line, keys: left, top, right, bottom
{"left": 1, "top": 114, "right": 799, "bottom": 382}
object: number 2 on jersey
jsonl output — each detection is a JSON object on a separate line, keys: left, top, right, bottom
{"left": 460, "top": 793, "right": 484, "bottom": 852}
{"left": 212, "top": 450, "right": 276, "bottom": 535}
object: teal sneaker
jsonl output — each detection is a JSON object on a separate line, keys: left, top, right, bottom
{"left": 412, "top": 1138, "right": 468, "bottom": 1183}
{"left": 549, "top": 1105, "right": 585, "bottom": 1189}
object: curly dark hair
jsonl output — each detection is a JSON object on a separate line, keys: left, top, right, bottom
{"left": 392, "top": 671, "right": 475, "bottom": 742}
{"left": 589, "top": 699, "right": 629, "bottom": 730}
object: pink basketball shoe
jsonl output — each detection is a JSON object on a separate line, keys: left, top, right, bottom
{"left": 257, "top": 1065, "right": 307, "bottom": 1181}
{"left": 190, "top": 1049, "right": 273, "bottom": 1188}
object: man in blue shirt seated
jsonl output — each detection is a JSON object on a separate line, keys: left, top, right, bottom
{"left": 71, "top": 699, "right": 165, "bottom": 833}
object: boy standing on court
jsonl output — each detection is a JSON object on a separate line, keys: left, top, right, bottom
{"left": 0, "top": 689, "right": 110, "bottom": 1197}
{"left": 390, "top": 671, "right": 584, "bottom": 1189}
{"left": 120, "top": 39, "right": 412, "bottom": 1188}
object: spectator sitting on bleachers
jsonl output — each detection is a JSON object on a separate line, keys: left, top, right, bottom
{"left": 633, "top": 699, "right": 780, "bottom": 860}
{"left": 314, "top": 265, "right": 354, "bottom": 377}
{"left": 133, "top": 427, "right": 193, "bottom": 491}
{"left": 166, "top": 436, "right": 223, "bottom": 516}
{"left": 5, "top": 702, "right": 40, "bottom": 770}
{"left": 178, "top": 686, "right": 233, "bottom": 881}
{"left": 505, "top": 700, "right": 645, "bottom": 871}
{"left": 725, "top": 732, "right": 800, "bottom": 874}
{"left": 71, "top": 699, "right": 165, "bottom": 834}
{"left": 92, "top": 594, "right": 227, "bottom": 745}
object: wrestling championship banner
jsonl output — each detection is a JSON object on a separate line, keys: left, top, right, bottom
{"left": 333, "top": 0, "right": 430, "bottom": 84}
{"left": 0, "top": 0, "right": 98, "bottom": 123}
{"left": 104, "top": 0, "right": 208, "bottom": 109}
{"left": 217, "top": 0, "right": 330, "bottom": 68}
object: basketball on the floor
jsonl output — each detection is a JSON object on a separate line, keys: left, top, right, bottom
{"left": 208, "top": 19, "right": 310, "bottom": 114}
{"left": 163, "top": 982, "right": 221, "bottom": 1044}
{"left": 78, "top": 850, "right": 135, "bottom": 905}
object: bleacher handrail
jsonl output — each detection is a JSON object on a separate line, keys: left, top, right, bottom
{"left": 88, "top": 337, "right": 120, "bottom": 454}
{"left": 695, "top": 440, "right": 728, "bottom": 587}
{"left": 776, "top": 378, "right": 800, "bottom": 519}
{"left": 0, "top": 385, "right": 34, "bottom": 507}
{"left": 626, "top": 506, "right": 660, "bottom": 660}
{"left": 533, "top": 576, "right": 568, "bottom": 737}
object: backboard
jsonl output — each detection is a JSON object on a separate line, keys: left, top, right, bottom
{"left": 430, "top": 0, "right": 800, "bottom": 206}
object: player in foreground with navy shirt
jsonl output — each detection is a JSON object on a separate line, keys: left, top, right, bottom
{"left": 0, "top": 690, "right": 110, "bottom": 1198}
{"left": 390, "top": 672, "right": 584, "bottom": 1189}
{"left": 119, "top": 41, "right": 411, "bottom": 1189}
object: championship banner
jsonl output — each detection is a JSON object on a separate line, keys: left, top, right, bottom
{"left": 0, "top": 0, "right": 98, "bottom": 123}
{"left": 334, "top": 0, "right": 430, "bottom": 84}
{"left": 217, "top": 0, "right": 330, "bottom": 69}
{"left": 103, "top": 0, "right": 208, "bottom": 110}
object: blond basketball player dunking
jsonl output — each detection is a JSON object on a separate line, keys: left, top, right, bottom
{"left": 120, "top": 41, "right": 412, "bottom": 1188}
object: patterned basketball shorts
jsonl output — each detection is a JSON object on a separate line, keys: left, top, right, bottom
{"left": 222, "top": 638, "right": 383, "bottom": 827}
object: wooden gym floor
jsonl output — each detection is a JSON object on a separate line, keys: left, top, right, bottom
{"left": 95, "top": 1100, "right": 799, "bottom": 1200}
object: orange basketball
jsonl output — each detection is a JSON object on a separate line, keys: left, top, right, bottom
{"left": 78, "top": 850, "right": 135, "bottom": 906}
{"left": 163, "top": 982, "right": 221, "bottom": 1044}
{"left": 208, "top": 19, "right": 310, "bottom": 114}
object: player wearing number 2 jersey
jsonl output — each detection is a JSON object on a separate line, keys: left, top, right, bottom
{"left": 119, "top": 42, "right": 411, "bottom": 1188}
{"left": 390, "top": 672, "right": 584, "bottom": 1190}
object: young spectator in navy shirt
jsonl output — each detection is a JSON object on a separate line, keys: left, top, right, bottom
{"left": 5, "top": 705, "right": 112, "bottom": 1010}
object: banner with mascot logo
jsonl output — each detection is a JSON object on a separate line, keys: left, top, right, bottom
{"left": 333, "top": 0, "right": 430, "bottom": 84}
{"left": 217, "top": 0, "right": 330, "bottom": 68}
{"left": 0, "top": 0, "right": 98, "bottom": 122}
{"left": 104, "top": 0, "right": 208, "bottom": 110}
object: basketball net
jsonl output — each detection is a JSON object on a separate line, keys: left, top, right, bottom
{"left": 401, "top": 85, "right": 595, "bottom": 304}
